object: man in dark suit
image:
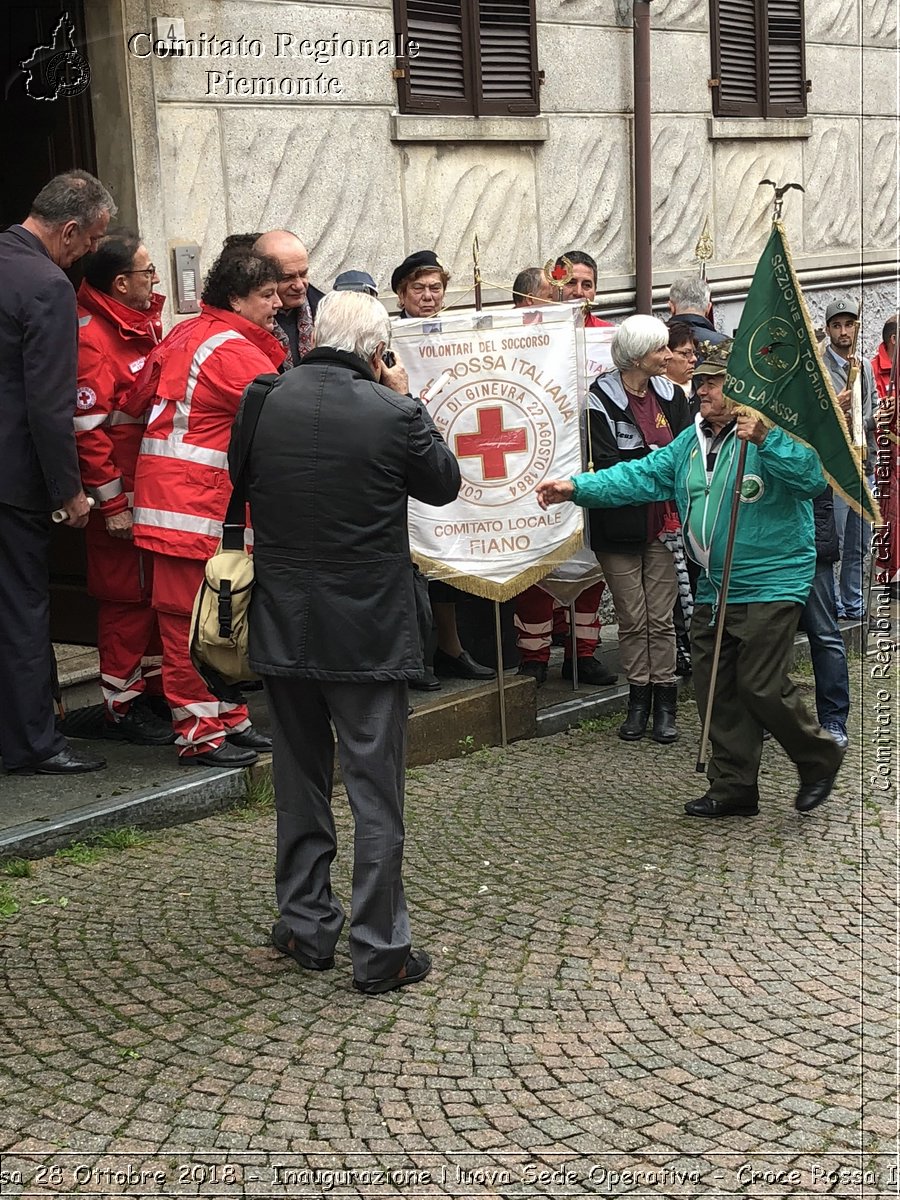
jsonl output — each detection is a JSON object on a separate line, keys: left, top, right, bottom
{"left": 0, "top": 170, "right": 115, "bottom": 774}
{"left": 231, "top": 290, "right": 460, "bottom": 995}
{"left": 253, "top": 229, "right": 324, "bottom": 365}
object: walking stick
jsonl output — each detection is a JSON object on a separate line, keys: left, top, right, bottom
{"left": 696, "top": 439, "right": 748, "bottom": 773}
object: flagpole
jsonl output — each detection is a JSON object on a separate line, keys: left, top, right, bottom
{"left": 696, "top": 439, "right": 748, "bottom": 773}
{"left": 473, "top": 234, "right": 508, "bottom": 747}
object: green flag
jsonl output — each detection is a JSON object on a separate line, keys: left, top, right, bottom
{"left": 723, "top": 221, "right": 879, "bottom": 524}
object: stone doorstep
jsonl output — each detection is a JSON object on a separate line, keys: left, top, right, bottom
{"left": 0, "top": 675, "right": 537, "bottom": 861}
{"left": 5, "top": 621, "right": 863, "bottom": 861}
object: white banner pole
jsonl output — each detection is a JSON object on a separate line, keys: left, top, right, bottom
{"left": 568, "top": 602, "right": 579, "bottom": 690}
{"left": 493, "top": 602, "right": 508, "bottom": 747}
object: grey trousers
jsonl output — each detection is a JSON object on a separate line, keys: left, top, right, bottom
{"left": 263, "top": 676, "right": 411, "bottom": 983}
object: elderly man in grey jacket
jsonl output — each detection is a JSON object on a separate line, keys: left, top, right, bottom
{"left": 232, "top": 290, "right": 460, "bottom": 995}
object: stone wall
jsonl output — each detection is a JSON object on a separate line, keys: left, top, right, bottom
{"left": 88, "top": 0, "right": 898, "bottom": 335}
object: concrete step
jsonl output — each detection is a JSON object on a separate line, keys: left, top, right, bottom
{"left": 4, "top": 616, "right": 872, "bottom": 861}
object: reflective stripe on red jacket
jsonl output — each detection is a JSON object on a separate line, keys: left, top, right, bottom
{"left": 75, "top": 283, "right": 165, "bottom": 516}
{"left": 132, "top": 304, "right": 285, "bottom": 561}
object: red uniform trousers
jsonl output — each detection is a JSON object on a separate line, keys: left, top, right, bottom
{"left": 85, "top": 516, "right": 164, "bottom": 720}
{"left": 515, "top": 580, "right": 605, "bottom": 663}
{"left": 150, "top": 553, "right": 251, "bottom": 757}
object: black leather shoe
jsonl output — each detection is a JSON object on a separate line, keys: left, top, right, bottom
{"left": 183, "top": 742, "right": 258, "bottom": 768}
{"left": 353, "top": 948, "right": 432, "bottom": 995}
{"left": 227, "top": 726, "right": 272, "bottom": 751}
{"left": 517, "top": 661, "right": 548, "bottom": 686}
{"left": 684, "top": 793, "right": 759, "bottom": 817}
{"left": 11, "top": 745, "right": 107, "bottom": 775}
{"left": 795, "top": 770, "right": 840, "bottom": 813}
{"left": 271, "top": 924, "right": 335, "bottom": 971}
{"left": 409, "top": 669, "right": 441, "bottom": 691}
{"left": 104, "top": 706, "right": 175, "bottom": 746}
{"left": 675, "top": 633, "right": 692, "bottom": 677}
{"left": 561, "top": 657, "right": 618, "bottom": 686}
{"left": 433, "top": 648, "right": 495, "bottom": 680}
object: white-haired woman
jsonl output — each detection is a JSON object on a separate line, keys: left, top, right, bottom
{"left": 587, "top": 315, "right": 691, "bottom": 742}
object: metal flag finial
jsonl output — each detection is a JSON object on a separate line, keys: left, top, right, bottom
{"left": 694, "top": 215, "right": 714, "bottom": 281}
{"left": 759, "top": 178, "right": 805, "bottom": 222}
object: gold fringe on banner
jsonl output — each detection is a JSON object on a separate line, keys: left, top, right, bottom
{"left": 773, "top": 221, "right": 881, "bottom": 526}
{"left": 412, "top": 527, "right": 588, "bottom": 603}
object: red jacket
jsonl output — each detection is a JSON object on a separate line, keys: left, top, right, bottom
{"left": 132, "top": 305, "right": 285, "bottom": 561}
{"left": 75, "top": 283, "right": 165, "bottom": 515}
{"left": 872, "top": 343, "right": 894, "bottom": 399}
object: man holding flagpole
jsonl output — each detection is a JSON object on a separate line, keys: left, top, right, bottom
{"left": 537, "top": 339, "right": 844, "bottom": 817}
{"left": 538, "top": 214, "right": 880, "bottom": 818}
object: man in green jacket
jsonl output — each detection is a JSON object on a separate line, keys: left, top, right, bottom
{"left": 537, "top": 340, "right": 844, "bottom": 817}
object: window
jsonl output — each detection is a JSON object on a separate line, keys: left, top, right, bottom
{"left": 710, "top": 0, "right": 808, "bottom": 118}
{"left": 393, "top": 0, "right": 539, "bottom": 117}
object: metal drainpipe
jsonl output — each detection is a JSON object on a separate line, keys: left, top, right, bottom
{"left": 633, "top": 0, "right": 653, "bottom": 314}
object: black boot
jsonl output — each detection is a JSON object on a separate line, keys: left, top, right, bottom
{"left": 618, "top": 683, "right": 652, "bottom": 741}
{"left": 651, "top": 683, "right": 679, "bottom": 744}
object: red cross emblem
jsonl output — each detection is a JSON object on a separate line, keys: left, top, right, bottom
{"left": 454, "top": 406, "right": 528, "bottom": 481}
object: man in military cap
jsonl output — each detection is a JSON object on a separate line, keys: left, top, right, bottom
{"left": 821, "top": 297, "right": 877, "bottom": 620}
{"left": 537, "top": 339, "right": 844, "bottom": 819}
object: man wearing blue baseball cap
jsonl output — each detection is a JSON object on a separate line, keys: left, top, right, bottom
{"left": 334, "top": 270, "right": 378, "bottom": 297}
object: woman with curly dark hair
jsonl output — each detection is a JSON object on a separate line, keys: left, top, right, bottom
{"left": 131, "top": 245, "right": 285, "bottom": 766}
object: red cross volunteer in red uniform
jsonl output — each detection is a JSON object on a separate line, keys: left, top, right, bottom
{"left": 130, "top": 246, "right": 285, "bottom": 766}
{"left": 76, "top": 232, "right": 173, "bottom": 744}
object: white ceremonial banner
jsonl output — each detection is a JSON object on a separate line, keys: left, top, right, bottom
{"left": 584, "top": 324, "right": 615, "bottom": 381}
{"left": 393, "top": 304, "right": 588, "bottom": 602}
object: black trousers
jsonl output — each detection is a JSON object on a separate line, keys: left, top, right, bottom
{"left": 0, "top": 503, "right": 65, "bottom": 769}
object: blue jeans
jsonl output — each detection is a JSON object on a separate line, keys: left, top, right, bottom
{"left": 833, "top": 482, "right": 873, "bottom": 618}
{"left": 800, "top": 562, "right": 850, "bottom": 729}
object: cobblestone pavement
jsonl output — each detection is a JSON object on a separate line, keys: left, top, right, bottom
{"left": 1, "top": 662, "right": 896, "bottom": 1199}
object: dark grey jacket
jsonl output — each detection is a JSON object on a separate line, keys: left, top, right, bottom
{"left": 0, "top": 225, "right": 82, "bottom": 509}
{"left": 231, "top": 347, "right": 460, "bottom": 680}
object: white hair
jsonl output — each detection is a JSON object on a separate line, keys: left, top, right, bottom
{"left": 611, "top": 315, "right": 670, "bottom": 371}
{"left": 669, "top": 276, "right": 711, "bottom": 314}
{"left": 314, "top": 290, "right": 391, "bottom": 361}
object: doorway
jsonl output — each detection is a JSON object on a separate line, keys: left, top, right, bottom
{"left": 2, "top": 1, "right": 99, "bottom": 642}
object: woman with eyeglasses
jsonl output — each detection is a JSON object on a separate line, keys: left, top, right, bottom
{"left": 129, "top": 245, "right": 285, "bottom": 767}
{"left": 586, "top": 315, "right": 691, "bottom": 744}
{"left": 666, "top": 322, "right": 700, "bottom": 394}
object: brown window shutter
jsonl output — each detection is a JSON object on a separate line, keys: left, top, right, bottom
{"left": 475, "top": 0, "right": 539, "bottom": 116}
{"left": 710, "top": 0, "right": 763, "bottom": 117}
{"left": 394, "top": 0, "right": 475, "bottom": 114}
{"left": 765, "top": 0, "right": 807, "bottom": 116}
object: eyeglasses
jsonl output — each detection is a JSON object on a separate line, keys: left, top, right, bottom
{"left": 672, "top": 347, "right": 698, "bottom": 360}
{"left": 123, "top": 265, "right": 156, "bottom": 277}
